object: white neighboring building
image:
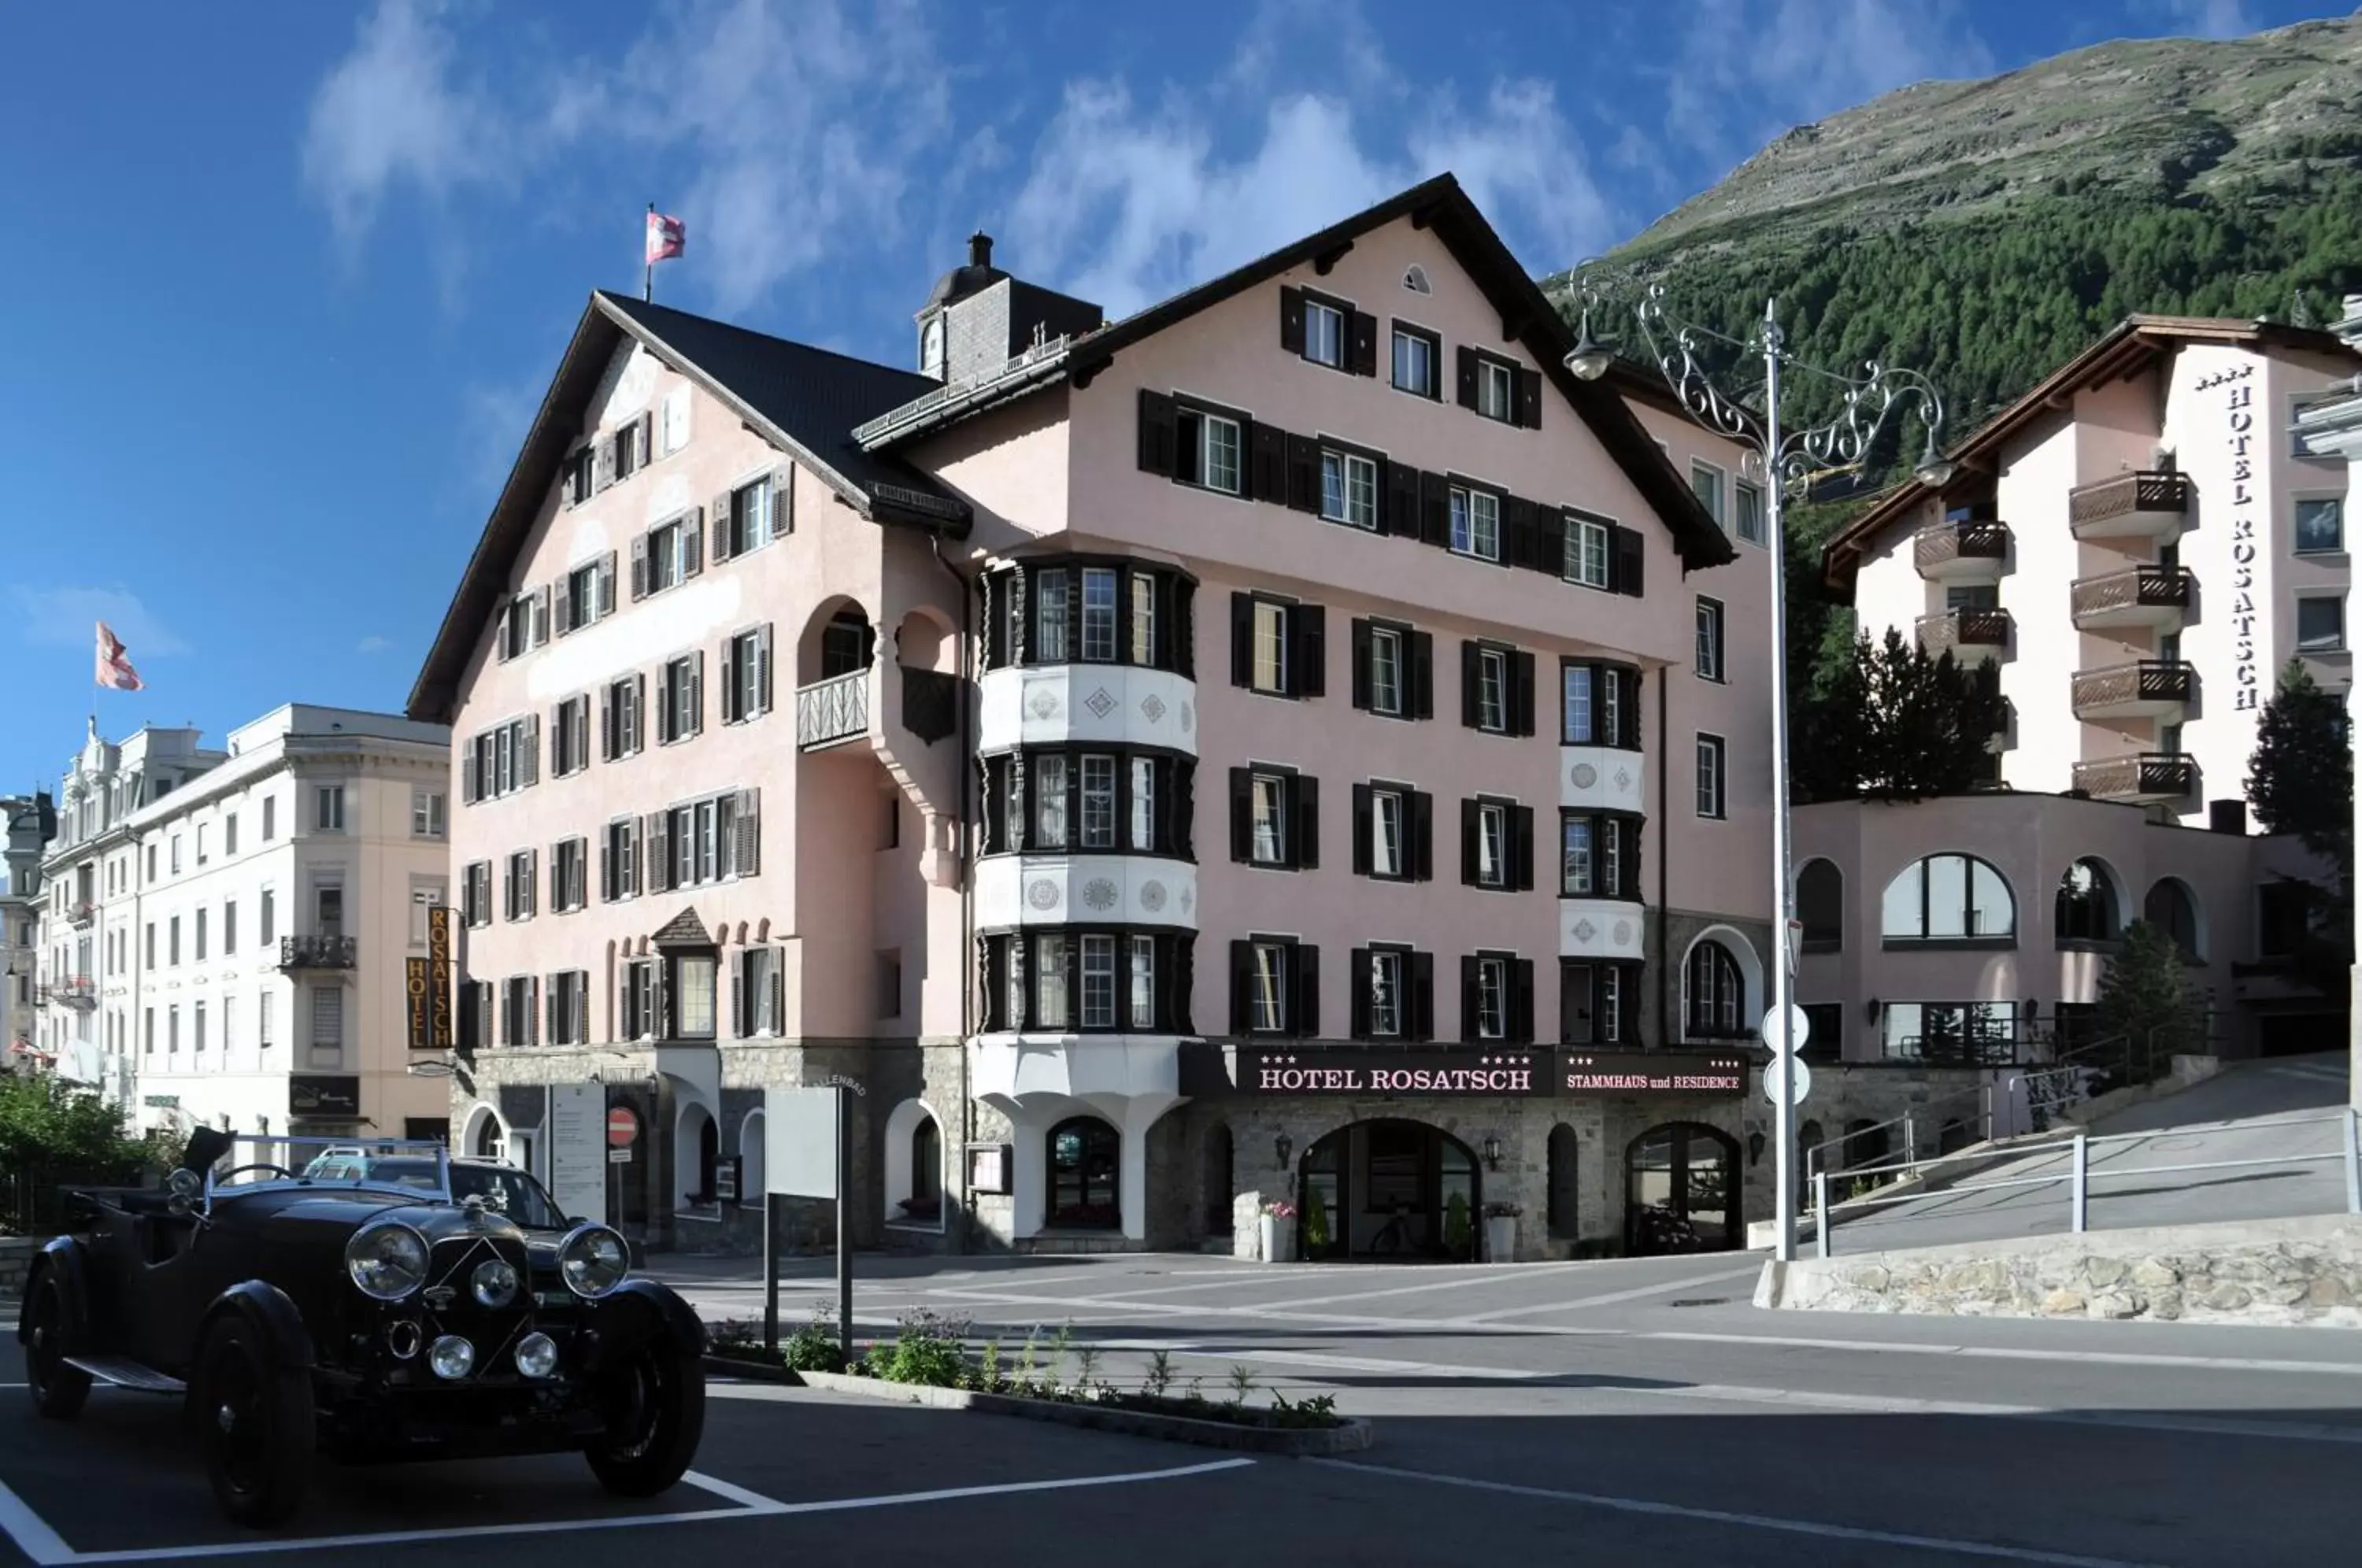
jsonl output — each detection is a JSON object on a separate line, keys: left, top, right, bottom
{"left": 3, "top": 793, "right": 53, "bottom": 1066}
{"left": 38, "top": 706, "right": 454, "bottom": 1140}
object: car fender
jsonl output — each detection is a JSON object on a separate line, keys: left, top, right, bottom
{"left": 18, "top": 1237, "right": 90, "bottom": 1354}
{"left": 583, "top": 1278, "right": 706, "bottom": 1370}
{"left": 196, "top": 1281, "right": 317, "bottom": 1373}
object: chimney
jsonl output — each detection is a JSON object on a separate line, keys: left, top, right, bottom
{"left": 969, "top": 231, "right": 993, "bottom": 269}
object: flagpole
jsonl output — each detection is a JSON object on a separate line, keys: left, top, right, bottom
{"left": 645, "top": 202, "right": 655, "bottom": 304}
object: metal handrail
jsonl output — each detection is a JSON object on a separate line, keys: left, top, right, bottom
{"left": 1809, "top": 1105, "right": 2362, "bottom": 1257}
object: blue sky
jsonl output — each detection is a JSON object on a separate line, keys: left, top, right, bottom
{"left": 0, "top": 0, "right": 2339, "bottom": 793}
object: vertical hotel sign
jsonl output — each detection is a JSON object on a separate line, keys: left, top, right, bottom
{"left": 406, "top": 905, "right": 456, "bottom": 1052}
{"left": 2207, "top": 361, "right": 2264, "bottom": 712}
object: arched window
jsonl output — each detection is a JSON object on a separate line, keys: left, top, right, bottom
{"left": 1683, "top": 941, "right": 1745, "bottom": 1039}
{"left": 1046, "top": 1116, "right": 1120, "bottom": 1230}
{"left": 2054, "top": 859, "right": 2120, "bottom": 945}
{"left": 1797, "top": 860, "right": 1843, "bottom": 952}
{"left": 1546, "top": 1123, "right": 1580, "bottom": 1239}
{"left": 1880, "top": 854, "right": 2015, "bottom": 942}
{"left": 2143, "top": 878, "right": 2202, "bottom": 961}
{"left": 1402, "top": 264, "right": 1432, "bottom": 294}
{"left": 908, "top": 1117, "right": 942, "bottom": 1218}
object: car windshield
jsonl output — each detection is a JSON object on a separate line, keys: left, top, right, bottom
{"left": 204, "top": 1134, "right": 452, "bottom": 1202}
{"left": 370, "top": 1159, "right": 569, "bottom": 1230}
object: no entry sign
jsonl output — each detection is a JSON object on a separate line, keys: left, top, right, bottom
{"left": 607, "top": 1106, "right": 640, "bottom": 1148}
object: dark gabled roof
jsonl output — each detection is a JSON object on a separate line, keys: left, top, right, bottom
{"left": 870, "top": 174, "right": 1734, "bottom": 571}
{"left": 406, "top": 291, "right": 969, "bottom": 723}
{"left": 1820, "top": 313, "right": 2362, "bottom": 594}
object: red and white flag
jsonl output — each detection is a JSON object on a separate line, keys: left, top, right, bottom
{"left": 646, "top": 210, "right": 685, "bottom": 266}
{"left": 94, "top": 621, "right": 143, "bottom": 692}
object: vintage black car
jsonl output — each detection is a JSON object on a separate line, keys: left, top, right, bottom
{"left": 17, "top": 1130, "right": 706, "bottom": 1527}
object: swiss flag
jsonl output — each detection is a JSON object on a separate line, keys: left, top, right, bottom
{"left": 646, "top": 211, "right": 685, "bottom": 266}
{"left": 94, "top": 621, "right": 143, "bottom": 691}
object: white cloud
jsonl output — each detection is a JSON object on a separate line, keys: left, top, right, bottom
{"left": 2145, "top": 0, "right": 2253, "bottom": 39}
{"left": 356, "top": 635, "right": 394, "bottom": 654}
{"left": 301, "top": 0, "right": 502, "bottom": 249}
{"left": 9, "top": 586, "right": 190, "bottom": 658}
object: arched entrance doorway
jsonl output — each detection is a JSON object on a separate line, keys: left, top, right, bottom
{"left": 1298, "top": 1119, "right": 1480, "bottom": 1261}
{"left": 1625, "top": 1122, "right": 1740, "bottom": 1255}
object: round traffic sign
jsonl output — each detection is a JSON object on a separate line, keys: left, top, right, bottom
{"left": 1759, "top": 1004, "right": 1812, "bottom": 1054}
{"left": 1762, "top": 1056, "right": 1813, "bottom": 1107}
{"left": 607, "top": 1106, "right": 640, "bottom": 1148}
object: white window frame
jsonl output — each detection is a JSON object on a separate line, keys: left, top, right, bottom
{"left": 1369, "top": 627, "right": 1403, "bottom": 716}
{"left": 1690, "top": 458, "right": 1726, "bottom": 526}
{"left": 1477, "top": 802, "right": 1507, "bottom": 888}
{"left": 1035, "top": 755, "right": 1069, "bottom": 849}
{"left": 1568, "top": 518, "right": 1610, "bottom": 588}
{"left": 1199, "top": 413, "right": 1242, "bottom": 495}
{"left": 1562, "top": 815, "right": 1593, "bottom": 896}
{"left": 1371, "top": 788, "right": 1404, "bottom": 878}
{"left": 1080, "top": 568, "right": 1119, "bottom": 661}
{"left": 1128, "top": 937, "right": 1156, "bottom": 1030}
{"left": 314, "top": 785, "right": 345, "bottom": 833}
{"left": 1250, "top": 774, "right": 1289, "bottom": 866}
{"left": 1251, "top": 601, "right": 1290, "bottom": 694}
{"left": 1477, "top": 648, "right": 1509, "bottom": 733}
{"left": 2295, "top": 594, "right": 2345, "bottom": 653}
{"left": 1695, "top": 597, "right": 1725, "bottom": 682}
{"left": 2294, "top": 495, "right": 2345, "bottom": 556}
{"left": 1034, "top": 934, "right": 1071, "bottom": 1031}
{"left": 1128, "top": 756, "right": 1157, "bottom": 851}
{"left": 411, "top": 789, "right": 446, "bottom": 838}
{"left": 1696, "top": 734, "right": 1727, "bottom": 819}
{"left": 1391, "top": 327, "right": 1435, "bottom": 397}
{"left": 1250, "top": 943, "right": 1287, "bottom": 1034}
{"left": 1476, "top": 359, "right": 1515, "bottom": 422}
{"left": 1080, "top": 935, "right": 1116, "bottom": 1029}
{"left": 1475, "top": 956, "right": 1507, "bottom": 1040}
{"left": 1734, "top": 479, "right": 1766, "bottom": 546}
{"left": 1079, "top": 754, "right": 1117, "bottom": 849}
{"left": 1303, "top": 300, "right": 1345, "bottom": 368}
{"left": 1368, "top": 949, "right": 1403, "bottom": 1037}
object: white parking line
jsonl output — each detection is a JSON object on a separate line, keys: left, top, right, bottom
{"left": 0, "top": 1458, "right": 1256, "bottom": 1564}
{"left": 1305, "top": 1458, "right": 2167, "bottom": 1567}
{"left": 1456, "top": 1266, "right": 1760, "bottom": 1322}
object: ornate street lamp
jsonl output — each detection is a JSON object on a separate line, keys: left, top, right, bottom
{"left": 1564, "top": 277, "right": 1952, "bottom": 1263}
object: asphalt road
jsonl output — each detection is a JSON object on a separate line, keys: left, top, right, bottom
{"left": 1821, "top": 1052, "right": 2356, "bottom": 1254}
{"left": 6, "top": 1193, "right": 2362, "bottom": 1562}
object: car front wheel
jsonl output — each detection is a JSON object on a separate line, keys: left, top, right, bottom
{"left": 583, "top": 1341, "right": 705, "bottom": 1496}
{"left": 24, "top": 1274, "right": 91, "bottom": 1421}
{"left": 196, "top": 1315, "right": 314, "bottom": 1527}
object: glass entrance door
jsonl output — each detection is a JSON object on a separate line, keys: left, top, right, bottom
{"left": 1625, "top": 1122, "right": 1739, "bottom": 1254}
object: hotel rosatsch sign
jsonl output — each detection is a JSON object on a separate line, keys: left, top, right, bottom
{"left": 2204, "top": 362, "right": 2264, "bottom": 712}
{"left": 1236, "top": 1048, "right": 1746, "bottom": 1100}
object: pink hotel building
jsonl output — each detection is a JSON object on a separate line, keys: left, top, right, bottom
{"left": 409, "top": 176, "right": 1804, "bottom": 1261}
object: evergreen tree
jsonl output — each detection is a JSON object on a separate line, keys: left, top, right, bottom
{"left": 2247, "top": 660, "right": 2353, "bottom": 867}
{"left": 2094, "top": 920, "right": 2204, "bottom": 1080}
{"left": 1799, "top": 629, "right": 2008, "bottom": 802}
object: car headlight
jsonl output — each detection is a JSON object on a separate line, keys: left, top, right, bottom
{"left": 346, "top": 1221, "right": 431, "bottom": 1301}
{"left": 557, "top": 1222, "right": 630, "bottom": 1299}
{"left": 514, "top": 1332, "right": 559, "bottom": 1379}
{"left": 471, "top": 1259, "right": 519, "bottom": 1308}
{"left": 428, "top": 1334, "right": 475, "bottom": 1381}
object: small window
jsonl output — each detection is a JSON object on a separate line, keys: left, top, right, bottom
{"left": 1566, "top": 517, "right": 1610, "bottom": 588}
{"left": 1252, "top": 601, "right": 1290, "bottom": 695}
{"left": 1320, "top": 449, "right": 1379, "bottom": 530}
{"left": 1734, "top": 480, "right": 1766, "bottom": 545}
{"left": 411, "top": 790, "right": 446, "bottom": 838}
{"left": 1472, "top": 956, "right": 1508, "bottom": 1040}
{"left": 1247, "top": 941, "right": 1291, "bottom": 1034}
{"left": 1127, "top": 937, "right": 1157, "bottom": 1030}
{"left": 1250, "top": 773, "right": 1290, "bottom": 865}
{"left": 725, "top": 476, "right": 774, "bottom": 557}
{"left": 2294, "top": 497, "right": 2344, "bottom": 555}
{"left": 1368, "top": 627, "right": 1403, "bottom": 716}
{"left": 1368, "top": 787, "right": 1405, "bottom": 878}
{"left": 1695, "top": 734, "right": 1726, "bottom": 819}
{"left": 1177, "top": 408, "right": 1243, "bottom": 494}
{"left": 1366, "top": 949, "right": 1405, "bottom": 1037}
{"left": 1079, "top": 936, "right": 1116, "bottom": 1029}
{"left": 1450, "top": 486, "right": 1501, "bottom": 561}
{"left": 1303, "top": 299, "right": 1345, "bottom": 368}
{"left": 1034, "top": 755, "right": 1069, "bottom": 849}
{"left": 1562, "top": 662, "right": 1640, "bottom": 749}
{"left": 1690, "top": 460, "right": 1725, "bottom": 525}
{"left": 1695, "top": 597, "right": 1724, "bottom": 682}
{"left": 1476, "top": 359, "right": 1516, "bottom": 422}
{"left": 2297, "top": 595, "right": 2345, "bottom": 653}
{"left": 1561, "top": 812, "right": 1638, "bottom": 899}
{"left": 1683, "top": 941, "right": 1745, "bottom": 1039}
{"left": 1080, "top": 568, "right": 1119, "bottom": 660}
{"left": 1035, "top": 571, "right": 1072, "bottom": 662}
{"left": 1391, "top": 325, "right": 1438, "bottom": 397}
{"left": 1128, "top": 756, "right": 1157, "bottom": 852}
{"left": 1475, "top": 801, "right": 1509, "bottom": 888}
{"left": 1882, "top": 854, "right": 2017, "bottom": 942}
{"left": 314, "top": 786, "right": 345, "bottom": 833}
{"left": 1402, "top": 264, "right": 1431, "bottom": 294}
{"left": 2056, "top": 858, "right": 2120, "bottom": 945}
{"left": 1079, "top": 754, "right": 1117, "bottom": 849}
{"left": 1475, "top": 648, "right": 1509, "bottom": 734}
{"left": 661, "top": 385, "right": 692, "bottom": 454}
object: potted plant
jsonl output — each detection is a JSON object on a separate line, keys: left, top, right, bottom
{"left": 1259, "top": 1198, "right": 1298, "bottom": 1263}
{"left": 1301, "top": 1190, "right": 1329, "bottom": 1258}
{"left": 1483, "top": 1200, "right": 1520, "bottom": 1263}
{"left": 1442, "top": 1191, "right": 1472, "bottom": 1259}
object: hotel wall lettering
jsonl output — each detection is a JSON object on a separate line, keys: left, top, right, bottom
{"left": 2208, "top": 362, "right": 2263, "bottom": 712}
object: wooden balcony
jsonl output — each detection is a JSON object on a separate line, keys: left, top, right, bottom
{"left": 1912, "top": 519, "right": 2012, "bottom": 581}
{"left": 2071, "top": 753, "right": 2195, "bottom": 804}
{"left": 796, "top": 669, "right": 872, "bottom": 751}
{"left": 2070, "top": 564, "right": 2194, "bottom": 631}
{"left": 1914, "top": 608, "right": 2012, "bottom": 661}
{"left": 2071, "top": 660, "right": 2194, "bottom": 719}
{"left": 2068, "top": 471, "right": 2190, "bottom": 543}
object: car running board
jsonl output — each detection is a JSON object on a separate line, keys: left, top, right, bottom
{"left": 63, "top": 1356, "right": 187, "bottom": 1394}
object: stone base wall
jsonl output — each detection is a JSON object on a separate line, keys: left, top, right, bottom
{"left": 0, "top": 1236, "right": 35, "bottom": 1296}
{"left": 1759, "top": 1214, "right": 2362, "bottom": 1326}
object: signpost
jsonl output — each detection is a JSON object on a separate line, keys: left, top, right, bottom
{"left": 547, "top": 1084, "right": 605, "bottom": 1224}
{"left": 763, "top": 1078, "right": 864, "bottom": 1360}
{"left": 1763, "top": 1056, "right": 1813, "bottom": 1108}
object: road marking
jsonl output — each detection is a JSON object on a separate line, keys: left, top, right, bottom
{"left": 1198, "top": 1262, "right": 1603, "bottom": 1312}
{"left": 1642, "top": 1329, "right": 2362, "bottom": 1377}
{"left": 0, "top": 1459, "right": 1253, "bottom": 1564}
{"left": 1305, "top": 1459, "right": 2168, "bottom": 1567}
{"left": 1457, "top": 1266, "right": 1761, "bottom": 1321}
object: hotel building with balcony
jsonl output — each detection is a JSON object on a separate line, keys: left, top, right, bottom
{"left": 32, "top": 708, "right": 453, "bottom": 1137}
{"left": 416, "top": 175, "right": 2006, "bottom": 1261}
{"left": 1805, "top": 313, "right": 2360, "bottom": 1063}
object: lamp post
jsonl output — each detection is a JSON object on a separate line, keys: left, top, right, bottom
{"left": 1564, "top": 279, "right": 1953, "bottom": 1263}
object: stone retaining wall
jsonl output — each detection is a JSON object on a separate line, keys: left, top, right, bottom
{"left": 0, "top": 1236, "right": 35, "bottom": 1296}
{"left": 1756, "top": 1214, "right": 2362, "bottom": 1327}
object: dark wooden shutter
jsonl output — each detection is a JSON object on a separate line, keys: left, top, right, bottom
{"left": 1349, "top": 949, "right": 1372, "bottom": 1039}
{"left": 1284, "top": 433, "right": 1320, "bottom": 512}
{"left": 1350, "top": 620, "right": 1373, "bottom": 711}
{"left": 1294, "top": 775, "right": 1319, "bottom": 870}
{"left": 729, "top": 952, "right": 745, "bottom": 1039}
{"left": 1455, "top": 345, "right": 1479, "bottom": 409}
{"left": 682, "top": 506, "right": 704, "bottom": 578}
{"left": 1279, "top": 287, "right": 1305, "bottom": 354}
{"left": 1461, "top": 798, "right": 1479, "bottom": 886}
{"left": 1513, "top": 651, "right": 1537, "bottom": 736}
{"left": 772, "top": 467, "right": 795, "bottom": 539}
{"left": 690, "top": 650, "right": 705, "bottom": 735}
{"left": 1411, "top": 790, "right": 1433, "bottom": 881}
{"left": 599, "top": 833, "right": 613, "bottom": 903}
{"left": 630, "top": 535, "right": 650, "bottom": 600}
{"left": 1229, "top": 941, "right": 1253, "bottom": 1034}
{"left": 520, "top": 715, "right": 540, "bottom": 786}
{"left": 1519, "top": 368, "right": 1543, "bottom": 429}
{"left": 1351, "top": 784, "right": 1372, "bottom": 875}
{"left": 1409, "top": 952, "right": 1435, "bottom": 1041}
{"left": 1461, "top": 956, "right": 1481, "bottom": 1041}
{"left": 1409, "top": 631, "right": 1434, "bottom": 719}
{"left": 719, "top": 638, "right": 739, "bottom": 724}
{"left": 645, "top": 812, "right": 670, "bottom": 893}
{"left": 1615, "top": 527, "right": 1646, "bottom": 598}
{"left": 553, "top": 577, "right": 576, "bottom": 637}
{"left": 1250, "top": 423, "right": 1287, "bottom": 504}
{"left": 1229, "top": 594, "right": 1253, "bottom": 688}
{"left": 531, "top": 586, "right": 551, "bottom": 645}
{"left": 1504, "top": 495, "right": 1536, "bottom": 569}
{"left": 599, "top": 551, "right": 618, "bottom": 616}
{"left": 1512, "top": 804, "right": 1535, "bottom": 890}
{"left": 1459, "top": 641, "right": 1480, "bottom": 729}
{"left": 1384, "top": 461, "right": 1422, "bottom": 538}
{"left": 710, "top": 492, "right": 737, "bottom": 562}
{"left": 1420, "top": 470, "right": 1449, "bottom": 545}
{"left": 1624, "top": 819, "right": 1642, "bottom": 903}
{"left": 637, "top": 410, "right": 655, "bottom": 467}
{"left": 631, "top": 673, "right": 646, "bottom": 753}
{"left": 1294, "top": 605, "right": 1325, "bottom": 697}
{"left": 1295, "top": 946, "right": 1320, "bottom": 1038}
{"left": 1349, "top": 310, "right": 1378, "bottom": 376}
{"left": 1511, "top": 959, "right": 1535, "bottom": 1044}
{"left": 1532, "top": 508, "right": 1564, "bottom": 578}
{"left": 736, "top": 788, "right": 761, "bottom": 875}
{"left": 1137, "top": 389, "right": 1177, "bottom": 475}
{"left": 461, "top": 748, "right": 479, "bottom": 804}
{"left": 1229, "top": 768, "right": 1253, "bottom": 863}
{"left": 756, "top": 625, "right": 773, "bottom": 715}
{"left": 1174, "top": 579, "right": 1197, "bottom": 679}
{"left": 594, "top": 438, "right": 616, "bottom": 493}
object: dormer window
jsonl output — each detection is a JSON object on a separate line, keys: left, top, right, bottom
{"left": 920, "top": 315, "right": 945, "bottom": 378}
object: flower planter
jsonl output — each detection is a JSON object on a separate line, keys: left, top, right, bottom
{"left": 1258, "top": 1213, "right": 1296, "bottom": 1264}
{"left": 793, "top": 1370, "right": 1372, "bottom": 1455}
{"left": 1484, "top": 1215, "right": 1516, "bottom": 1263}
